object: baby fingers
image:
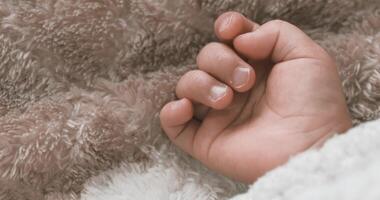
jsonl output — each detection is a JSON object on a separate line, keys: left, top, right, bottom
{"left": 176, "top": 70, "right": 234, "bottom": 110}
{"left": 197, "top": 42, "right": 256, "bottom": 92}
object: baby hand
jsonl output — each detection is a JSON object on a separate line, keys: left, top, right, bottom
{"left": 160, "top": 12, "right": 352, "bottom": 183}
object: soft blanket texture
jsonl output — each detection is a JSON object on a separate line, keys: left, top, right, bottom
{"left": 83, "top": 119, "right": 380, "bottom": 200}
{"left": 231, "top": 119, "right": 380, "bottom": 200}
{"left": 0, "top": 0, "right": 379, "bottom": 200}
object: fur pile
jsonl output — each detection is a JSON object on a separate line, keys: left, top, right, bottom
{"left": 0, "top": 0, "right": 379, "bottom": 199}
{"left": 83, "top": 119, "right": 380, "bottom": 200}
{"left": 231, "top": 119, "right": 380, "bottom": 200}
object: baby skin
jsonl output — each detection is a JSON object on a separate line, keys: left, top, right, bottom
{"left": 160, "top": 12, "right": 352, "bottom": 183}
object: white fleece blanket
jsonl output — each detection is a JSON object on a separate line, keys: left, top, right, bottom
{"left": 232, "top": 119, "right": 380, "bottom": 200}
{"left": 81, "top": 119, "right": 380, "bottom": 200}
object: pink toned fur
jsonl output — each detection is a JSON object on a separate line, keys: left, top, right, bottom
{"left": 0, "top": 0, "right": 379, "bottom": 199}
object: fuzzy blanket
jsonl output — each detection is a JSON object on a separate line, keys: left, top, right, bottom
{"left": 0, "top": 0, "right": 379, "bottom": 200}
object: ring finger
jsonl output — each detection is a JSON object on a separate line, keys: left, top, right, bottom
{"left": 176, "top": 70, "right": 234, "bottom": 110}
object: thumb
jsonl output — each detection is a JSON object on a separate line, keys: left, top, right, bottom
{"left": 233, "top": 20, "right": 331, "bottom": 63}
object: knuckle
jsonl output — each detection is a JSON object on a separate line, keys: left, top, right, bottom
{"left": 197, "top": 42, "right": 236, "bottom": 69}
{"left": 218, "top": 11, "right": 243, "bottom": 23}
{"left": 198, "top": 42, "right": 222, "bottom": 59}
{"left": 220, "top": 11, "right": 240, "bottom": 18}
{"left": 176, "top": 70, "right": 207, "bottom": 95}
{"left": 267, "top": 19, "right": 291, "bottom": 28}
{"left": 184, "top": 70, "right": 207, "bottom": 83}
{"left": 269, "top": 19, "right": 286, "bottom": 25}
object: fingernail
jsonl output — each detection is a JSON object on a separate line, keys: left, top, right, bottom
{"left": 219, "top": 14, "right": 234, "bottom": 33}
{"left": 232, "top": 67, "right": 251, "bottom": 88}
{"left": 210, "top": 84, "right": 228, "bottom": 102}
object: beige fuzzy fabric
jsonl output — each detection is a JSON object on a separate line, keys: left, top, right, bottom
{"left": 0, "top": 0, "right": 379, "bottom": 199}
